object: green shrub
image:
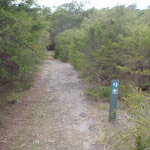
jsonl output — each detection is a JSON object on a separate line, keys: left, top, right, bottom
{"left": 55, "top": 29, "right": 77, "bottom": 62}
{"left": 114, "top": 87, "right": 150, "bottom": 149}
{"left": 12, "top": 81, "right": 23, "bottom": 89}
{"left": 85, "top": 88, "right": 99, "bottom": 97}
{"left": 53, "top": 5, "right": 150, "bottom": 91}
{"left": 85, "top": 86, "right": 111, "bottom": 101}
{"left": 100, "top": 86, "right": 111, "bottom": 100}
{"left": 8, "top": 92, "right": 20, "bottom": 104}
{"left": 22, "top": 83, "right": 32, "bottom": 90}
{"left": 12, "top": 80, "right": 33, "bottom": 91}
{"left": 0, "top": 3, "right": 50, "bottom": 85}
{"left": 118, "top": 81, "right": 131, "bottom": 98}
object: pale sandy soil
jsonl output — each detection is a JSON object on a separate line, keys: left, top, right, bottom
{"left": 0, "top": 58, "right": 128, "bottom": 150}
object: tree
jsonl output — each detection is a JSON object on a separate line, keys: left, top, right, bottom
{"left": 49, "top": 1, "right": 95, "bottom": 51}
{"left": 0, "top": 0, "right": 50, "bottom": 85}
{"left": 53, "top": 4, "right": 150, "bottom": 90}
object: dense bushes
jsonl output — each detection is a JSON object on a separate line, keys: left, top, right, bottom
{"left": 54, "top": 5, "right": 150, "bottom": 91}
{"left": 114, "top": 88, "right": 150, "bottom": 149}
{"left": 53, "top": 4, "right": 150, "bottom": 149}
{"left": 52, "top": 4, "right": 150, "bottom": 148}
{"left": 0, "top": 0, "right": 50, "bottom": 86}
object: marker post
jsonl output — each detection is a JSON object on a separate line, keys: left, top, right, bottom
{"left": 109, "top": 79, "right": 119, "bottom": 121}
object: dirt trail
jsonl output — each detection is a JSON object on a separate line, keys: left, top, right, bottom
{"left": 44, "top": 60, "right": 103, "bottom": 150}
{"left": 0, "top": 59, "right": 128, "bottom": 150}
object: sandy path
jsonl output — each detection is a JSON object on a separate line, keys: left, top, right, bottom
{"left": 43, "top": 60, "right": 103, "bottom": 150}
{"left": 0, "top": 59, "right": 127, "bottom": 150}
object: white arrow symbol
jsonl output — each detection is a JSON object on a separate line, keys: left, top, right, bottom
{"left": 112, "top": 89, "right": 118, "bottom": 94}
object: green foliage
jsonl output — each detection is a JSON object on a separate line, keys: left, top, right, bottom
{"left": 100, "top": 86, "right": 110, "bottom": 100}
{"left": 8, "top": 92, "right": 20, "bottom": 104}
{"left": 55, "top": 29, "right": 77, "bottom": 61}
{"left": 53, "top": 4, "right": 150, "bottom": 90}
{"left": 0, "top": 0, "right": 50, "bottom": 85}
{"left": 85, "top": 86, "right": 110, "bottom": 101}
{"left": 116, "top": 25, "right": 150, "bottom": 90}
{"left": 118, "top": 81, "right": 131, "bottom": 98}
{"left": 51, "top": 1, "right": 96, "bottom": 52}
{"left": 12, "top": 81, "right": 32, "bottom": 90}
{"left": 85, "top": 88, "right": 99, "bottom": 98}
{"left": 12, "top": 147, "right": 21, "bottom": 150}
{"left": 114, "top": 88, "right": 150, "bottom": 149}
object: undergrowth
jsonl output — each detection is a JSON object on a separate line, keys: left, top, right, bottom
{"left": 85, "top": 86, "right": 110, "bottom": 101}
{"left": 112, "top": 87, "right": 150, "bottom": 149}
{"left": 85, "top": 82, "right": 150, "bottom": 149}
{"left": 0, "top": 61, "right": 44, "bottom": 129}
